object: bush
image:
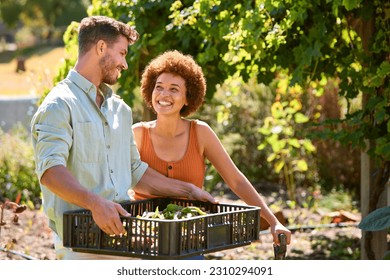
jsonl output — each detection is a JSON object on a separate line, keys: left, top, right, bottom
{"left": 194, "top": 77, "right": 280, "bottom": 192}
{"left": 0, "top": 124, "right": 40, "bottom": 208}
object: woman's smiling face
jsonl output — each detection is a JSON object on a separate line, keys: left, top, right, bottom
{"left": 152, "top": 72, "right": 188, "bottom": 115}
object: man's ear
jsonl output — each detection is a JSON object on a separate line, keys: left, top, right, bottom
{"left": 96, "top": 40, "right": 106, "bottom": 54}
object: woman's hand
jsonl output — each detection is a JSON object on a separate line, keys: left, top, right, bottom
{"left": 270, "top": 222, "right": 291, "bottom": 245}
{"left": 188, "top": 187, "right": 219, "bottom": 203}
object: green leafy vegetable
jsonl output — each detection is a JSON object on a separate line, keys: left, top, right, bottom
{"left": 140, "top": 203, "right": 207, "bottom": 220}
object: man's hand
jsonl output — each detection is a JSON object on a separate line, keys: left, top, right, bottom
{"left": 40, "top": 166, "right": 131, "bottom": 236}
{"left": 90, "top": 196, "right": 131, "bottom": 236}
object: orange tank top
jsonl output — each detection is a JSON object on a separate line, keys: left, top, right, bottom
{"left": 134, "top": 120, "right": 206, "bottom": 200}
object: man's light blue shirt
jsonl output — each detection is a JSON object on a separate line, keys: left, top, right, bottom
{"left": 31, "top": 69, "right": 148, "bottom": 240}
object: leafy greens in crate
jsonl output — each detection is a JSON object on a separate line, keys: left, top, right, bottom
{"left": 138, "top": 203, "right": 207, "bottom": 220}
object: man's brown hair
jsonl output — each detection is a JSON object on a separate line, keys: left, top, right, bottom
{"left": 78, "top": 15, "right": 139, "bottom": 55}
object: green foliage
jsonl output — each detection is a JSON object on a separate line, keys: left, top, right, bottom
{"left": 54, "top": 0, "right": 89, "bottom": 26}
{"left": 53, "top": 0, "right": 275, "bottom": 103}
{"left": 258, "top": 76, "right": 318, "bottom": 201}
{"left": 358, "top": 206, "right": 390, "bottom": 232}
{"left": 40, "top": 21, "right": 79, "bottom": 104}
{"left": 48, "top": 0, "right": 390, "bottom": 164}
{"left": 195, "top": 77, "right": 279, "bottom": 191}
{"left": 317, "top": 187, "right": 357, "bottom": 212}
{"left": 1, "top": 0, "right": 88, "bottom": 29}
{"left": 0, "top": 125, "right": 41, "bottom": 208}
{"left": 0, "top": 0, "right": 24, "bottom": 28}
{"left": 168, "top": 0, "right": 390, "bottom": 171}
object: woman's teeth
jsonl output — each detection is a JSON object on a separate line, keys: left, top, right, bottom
{"left": 158, "top": 100, "right": 172, "bottom": 106}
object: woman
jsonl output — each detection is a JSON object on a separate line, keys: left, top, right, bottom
{"left": 132, "top": 50, "right": 291, "bottom": 247}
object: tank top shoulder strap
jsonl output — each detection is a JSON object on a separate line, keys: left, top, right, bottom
{"left": 189, "top": 119, "right": 201, "bottom": 154}
{"left": 140, "top": 123, "right": 151, "bottom": 156}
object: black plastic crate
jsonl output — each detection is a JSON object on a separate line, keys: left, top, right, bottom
{"left": 63, "top": 198, "right": 260, "bottom": 259}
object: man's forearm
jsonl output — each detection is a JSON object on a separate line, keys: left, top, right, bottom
{"left": 41, "top": 165, "right": 131, "bottom": 236}
{"left": 40, "top": 165, "right": 100, "bottom": 210}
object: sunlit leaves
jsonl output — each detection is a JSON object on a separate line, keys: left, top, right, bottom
{"left": 342, "top": 0, "right": 363, "bottom": 11}
{"left": 258, "top": 88, "right": 316, "bottom": 200}
{"left": 294, "top": 159, "right": 308, "bottom": 171}
{"left": 363, "top": 61, "right": 390, "bottom": 88}
{"left": 295, "top": 112, "right": 309, "bottom": 123}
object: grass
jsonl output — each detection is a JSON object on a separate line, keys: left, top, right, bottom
{"left": 0, "top": 46, "right": 66, "bottom": 96}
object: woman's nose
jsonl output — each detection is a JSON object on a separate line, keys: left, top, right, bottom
{"left": 160, "top": 89, "right": 170, "bottom": 96}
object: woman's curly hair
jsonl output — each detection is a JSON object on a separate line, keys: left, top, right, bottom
{"left": 141, "top": 50, "right": 206, "bottom": 117}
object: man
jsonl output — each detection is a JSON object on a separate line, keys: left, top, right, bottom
{"left": 31, "top": 15, "right": 215, "bottom": 260}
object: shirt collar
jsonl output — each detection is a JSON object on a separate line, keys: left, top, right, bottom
{"left": 67, "top": 69, "right": 113, "bottom": 100}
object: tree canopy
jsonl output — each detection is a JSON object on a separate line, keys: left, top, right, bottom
{"left": 80, "top": 0, "right": 389, "bottom": 161}
{"left": 0, "top": 0, "right": 88, "bottom": 32}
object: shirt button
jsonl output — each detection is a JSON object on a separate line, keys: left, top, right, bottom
{"left": 168, "top": 165, "right": 172, "bottom": 170}
{"left": 107, "top": 145, "right": 111, "bottom": 149}
{"left": 105, "top": 122, "right": 108, "bottom": 126}
{"left": 110, "top": 169, "right": 114, "bottom": 173}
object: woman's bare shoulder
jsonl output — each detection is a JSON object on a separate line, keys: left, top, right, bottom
{"left": 192, "top": 119, "right": 211, "bottom": 128}
{"left": 191, "top": 119, "right": 210, "bottom": 127}
{"left": 192, "top": 119, "right": 216, "bottom": 136}
{"left": 132, "top": 121, "right": 155, "bottom": 129}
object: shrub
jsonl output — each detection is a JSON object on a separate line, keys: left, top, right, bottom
{"left": 0, "top": 125, "right": 40, "bottom": 208}
{"left": 195, "top": 77, "right": 280, "bottom": 192}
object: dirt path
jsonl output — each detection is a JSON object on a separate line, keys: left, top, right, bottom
{"left": 0, "top": 46, "right": 65, "bottom": 96}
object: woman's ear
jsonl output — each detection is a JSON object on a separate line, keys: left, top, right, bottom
{"left": 184, "top": 95, "right": 189, "bottom": 106}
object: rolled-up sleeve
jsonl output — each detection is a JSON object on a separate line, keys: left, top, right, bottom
{"left": 31, "top": 100, "right": 72, "bottom": 181}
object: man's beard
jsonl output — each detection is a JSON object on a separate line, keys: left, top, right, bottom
{"left": 99, "top": 54, "right": 120, "bottom": 85}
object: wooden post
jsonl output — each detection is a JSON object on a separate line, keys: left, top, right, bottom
{"left": 357, "top": 13, "right": 388, "bottom": 259}
{"left": 387, "top": 180, "right": 390, "bottom": 206}
{"left": 361, "top": 140, "right": 388, "bottom": 259}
